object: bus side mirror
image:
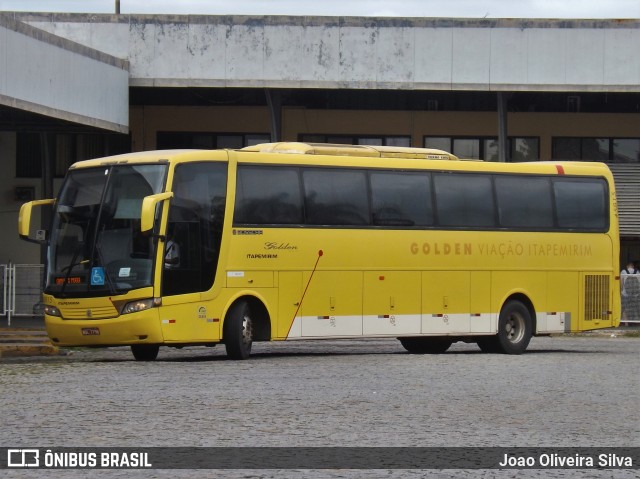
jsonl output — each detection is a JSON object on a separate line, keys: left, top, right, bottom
{"left": 140, "top": 192, "right": 173, "bottom": 233}
{"left": 18, "top": 199, "right": 55, "bottom": 243}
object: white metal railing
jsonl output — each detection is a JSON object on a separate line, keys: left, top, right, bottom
{"left": 1, "top": 264, "right": 7, "bottom": 317}
{"left": 1, "top": 263, "right": 44, "bottom": 325}
{"left": 621, "top": 274, "right": 640, "bottom": 325}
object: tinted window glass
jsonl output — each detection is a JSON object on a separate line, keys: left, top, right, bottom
{"left": 434, "top": 173, "right": 495, "bottom": 227}
{"left": 554, "top": 178, "right": 607, "bottom": 230}
{"left": 553, "top": 138, "right": 581, "bottom": 160}
{"left": 582, "top": 139, "right": 609, "bottom": 162}
{"left": 453, "top": 139, "right": 480, "bottom": 159}
{"left": 495, "top": 176, "right": 553, "bottom": 228}
{"left": 371, "top": 171, "right": 433, "bottom": 226}
{"left": 511, "top": 138, "right": 539, "bottom": 162}
{"left": 613, "top": 139, "right": 640, "bottom": 163}
{"left": 235, "top": 167, "right": 303, "bottom": 224}
{"left": 303, "top": 169, "right": 370, "bottom": 225}
{"left": 165, "top": 162, "right": 227, "bottom": 295}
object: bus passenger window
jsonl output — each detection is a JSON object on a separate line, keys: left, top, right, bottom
{"left": 303, "top": 168, "right": 370, "bottom": 226}
{"left": 434, "top": 173, "right": 496, "bottom": 228}
{"left": 235, "top": 167, "right": 303, "bottom": 225}
{"left": 370, "top": 171, "right": 433, "bottom": 227}
{"left": 554, "top": 179, "right": 607, "bottom": 230}
{"left": 495, "top": 176, "right": 553, "bottom": 229}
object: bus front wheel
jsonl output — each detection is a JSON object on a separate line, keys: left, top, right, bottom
{"left": 224, "top": 301, "right": 254, "bottom": 360}
{"left": 131, "top": 344, "right": 159, "bottom": 361}
{"left": 399, "top": 337, "right": 453, "bottom": 354}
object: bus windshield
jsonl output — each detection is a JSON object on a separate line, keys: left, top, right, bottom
{"left": 46, "top": 164, "right": 167, "bottom": 296}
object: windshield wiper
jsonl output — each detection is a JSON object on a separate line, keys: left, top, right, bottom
{"left": 61, "top": 259, "right": 89, "bottom": 274}
{"left": 59, "top": 243, "right": 87, "bottom": 296}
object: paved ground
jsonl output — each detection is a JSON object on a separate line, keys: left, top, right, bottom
{"left": 1, "top": 335, "right": 638, "bottom": 478}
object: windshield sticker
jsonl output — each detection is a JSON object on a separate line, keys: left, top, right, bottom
{"left": 118, "top": 267, "right": 131, "bottom": 278}
{"left": 91, "top": 267, "right": 105, "bottom": 286}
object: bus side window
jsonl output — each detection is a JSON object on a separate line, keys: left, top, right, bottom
{"left": 434, "top": 173, "right": 495, "bottom": 228}
{"left": 495, "top": 176, "right": 553, "bottom": 229}
{"left": 370, "top": 171, "right": 433, "bottom": 227}
{"left": 303, "top": 168, "right": 370, "bottom": 226}
{"left": 235, "top": 166, "right": 303, "bottom": 225}
{"left": 553, "top": 178, "right": 608, "bottom": 231}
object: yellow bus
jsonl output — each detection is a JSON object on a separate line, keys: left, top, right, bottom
{"left": 18, "top": 142, "right": 620, "bottom": 360}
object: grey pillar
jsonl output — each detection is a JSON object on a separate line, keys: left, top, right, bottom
{"left": 497, "top": 92, "right": 509, "bottom": 162}
{"left": 265, "top": 89, "right": 282, "bottom": 143}
{"left": 39, "top": 132, "right": 53, "bottom": 265}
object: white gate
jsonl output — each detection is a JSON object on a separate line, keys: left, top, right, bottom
{"left": 1, "top": 263, "right": 44, "bottom": 325}
{"left": 622, "top": 274, "right": 640, "bottom": 325}
{"left": 0, "top": 264, "right": 6, "bottom": 317}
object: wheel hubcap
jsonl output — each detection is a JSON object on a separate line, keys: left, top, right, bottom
{"left": 242, "top": 314, "right": 253, "bottom": 345}
{"left": 505, "top": 312, "right": 525, "bottom": 343}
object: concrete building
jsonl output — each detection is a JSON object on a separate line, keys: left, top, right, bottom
{"left": 1, "top": 12, "right": 639, "bottom": 267}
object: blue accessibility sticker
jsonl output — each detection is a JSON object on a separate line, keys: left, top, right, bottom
{"left": 91, "top": 267, "right": 105, "bottom": 286}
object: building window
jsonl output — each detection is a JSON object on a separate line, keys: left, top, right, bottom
{"left": 613, "top": 139, "right": 640, "bottom": 163}
{"left": 16, "top": 132, "right": 130, "bottom": 178}
{"left": 511, "top": 138, "right": 540, "bottom": 162}
{"left": 452, "top": 139, "right": 481, "bottom": 159}
{"left": 299, "top": 134, "right": 411, "bottom": 147}
{"left": 424, "top": 136, "right": 539, "bottom": 161}
{"left": 552, "top": 137, "right": 640, "bottom": 163}
{"left": 157, "top": 132, "right": 270, "bottom": 150}
{"left": 423, "top": 137, "right": 450, "bottom": 152}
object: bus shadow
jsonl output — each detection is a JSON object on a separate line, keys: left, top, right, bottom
{"left": 84, "top": 346, "right": 603, "bottom": 364}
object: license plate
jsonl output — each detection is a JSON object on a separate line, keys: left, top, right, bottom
{"left": 81, "top": 327, "right": 100, "bottom": 336}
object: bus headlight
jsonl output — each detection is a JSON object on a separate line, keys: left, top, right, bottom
{"left": 121, "top": 298, "right": 156, "bottom": 315}
{"left": 44, "top": 305, "right": 61, "bottom": 317}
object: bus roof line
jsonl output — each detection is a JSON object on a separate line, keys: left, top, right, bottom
{"left": 240, "top": 142, "right": 460, "bottom": 161}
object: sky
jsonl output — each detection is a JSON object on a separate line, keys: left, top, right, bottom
{"left": 0, "top": 0, "right": 639, "bottom": 18}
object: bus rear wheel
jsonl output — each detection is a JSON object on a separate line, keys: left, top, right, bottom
{"left": 131, "top": 344, "right": 159, "bottom": 361}
{"left": 481, "top": 300, "right": 532, "bottom": 355}
{"left": 399, "top": 337, "right": 453, "bottom": 354}
{"left": 224, "top": 301, "right": 254, "bottom": 360}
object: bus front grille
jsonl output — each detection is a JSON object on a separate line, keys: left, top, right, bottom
{"left": 61, "top": 305, "right": 118, "bottom": 320}
{"left": 584, "top": 274, "right": 610, "bottom": 322}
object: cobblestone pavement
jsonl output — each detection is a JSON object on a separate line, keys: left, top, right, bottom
{"left": 1, "top": 335, "right": 638, "bottom": 478}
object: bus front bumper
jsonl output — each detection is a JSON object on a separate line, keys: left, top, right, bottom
{"left": 45, "top": 310, "right": 163, "bottom": 347}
